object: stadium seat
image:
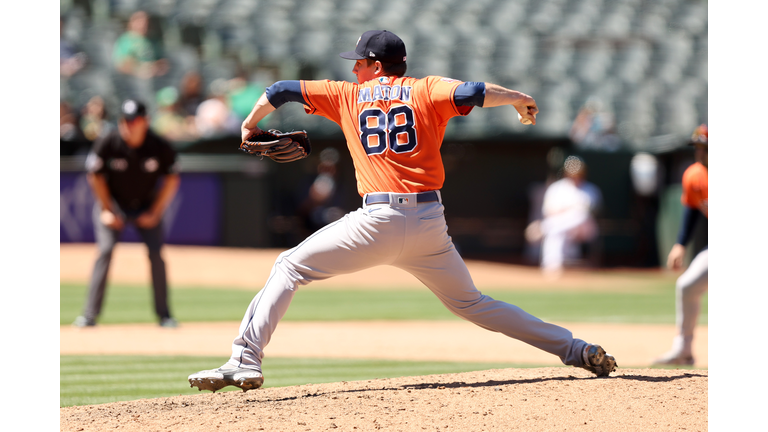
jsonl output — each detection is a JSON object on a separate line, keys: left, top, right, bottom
{"left": 58, "top": 0, "right": 707, "bottom": 148}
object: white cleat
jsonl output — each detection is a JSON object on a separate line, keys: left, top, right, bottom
{"left": 188, "top": 366, "right": 264, "bottom": 392}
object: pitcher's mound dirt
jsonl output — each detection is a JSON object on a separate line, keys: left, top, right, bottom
{"left": 60, "top": 367, "right": 707, "bottom": 432}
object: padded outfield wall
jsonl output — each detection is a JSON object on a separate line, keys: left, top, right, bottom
{"left": 60, "top": 135, "right": 706, "bottom": 267}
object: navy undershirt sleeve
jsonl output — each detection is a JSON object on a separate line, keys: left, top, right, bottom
{"left": 265, "top": 80, "right": 306, "bottom": 108}
{"left": 454, "top": 82, "right": 486, "bottom": 107}
{"left": 676, "top": 205, "right": 701, "bottom": 246}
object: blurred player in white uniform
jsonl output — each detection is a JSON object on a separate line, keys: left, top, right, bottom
{"left": 532, "top": 156, "right": 602, "bottom": 277}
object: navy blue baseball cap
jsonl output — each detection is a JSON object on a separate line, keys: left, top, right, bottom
{"left": 120, "top": 99, "right": 147, "bottom": 121}
{"left": 339, "top": 30, "right": 407, "bottom": 64}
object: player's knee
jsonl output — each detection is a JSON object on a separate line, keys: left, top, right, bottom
{"left": 148, "top": 249, "right": 164, "bottom": 262}
{"left": 440, "top": 294, "right": 488, "bottom": 316}
{"left": 680, "top": 279, "right": 707, "bottom": 301}
{"left": 273, "top": 252, "right": 305, "bottom": 282}
{"left": 96, "top": 249, "right": 114, "bottom": 262}
{"left": 675, "top": 278, "right": 689, "bottom": 296}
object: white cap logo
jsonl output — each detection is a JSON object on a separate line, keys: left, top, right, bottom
{"left": 123, "top": 100, "right": 137, "bottom": 115}
{"left": 369, "top": 51, "right": 376, "bottom": 57}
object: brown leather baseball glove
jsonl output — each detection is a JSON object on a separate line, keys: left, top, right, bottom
{"left": 239, "top": 129, "right": 312, "bottom": 163}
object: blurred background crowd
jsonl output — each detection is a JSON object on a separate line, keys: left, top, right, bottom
{"left": 60, "top": 0, "right": 707, "bottom": 152}
{"left": 60, "top": 0, "right": 708, "bottom": 269}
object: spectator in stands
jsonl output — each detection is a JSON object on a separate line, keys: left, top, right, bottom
{"left": 79, "top": 95, "right": 112, "bottom": 144}
{"left": 526, "top": 156, "right": 602, "bottom": 278}
{"left": 227, "top": 69, "right": 266, "bottom": 123}
{"left": 60, "top": 17, "right": 86, "bottom": 78}
{"left": 569, "top": 97, "right": 621, "bottom": 152}
{"left": 177, "top": 71, "right": 205, "bottom": 119}
{"left": 112, "top": 11, "right": 168, "bottom": 79}
{"left": 60, "top": 100, "right": 79, "bottom": 141}
{"left": 61, "top": 100, "right": 88, "bottom": 155}
{"left": 112, "top": 10, "right": 168, "bottom": 105}
{"left": 153, "top": 86, "right": 198, "bottom": 143}
{"left": 195, "top": 79, "right": 240, "bottom": 138}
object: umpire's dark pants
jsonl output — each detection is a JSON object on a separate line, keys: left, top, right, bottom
{"left": 82, "top": 203, "right": 172, "bottom": 322}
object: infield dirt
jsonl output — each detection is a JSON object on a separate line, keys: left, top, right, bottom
{"left": 60, "top": 244, "right": 708, "bottom": 430}
{"left": 59, "top": 368, "right": 708, "bottom": 432}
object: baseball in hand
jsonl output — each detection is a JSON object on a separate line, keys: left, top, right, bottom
{"left": 518, "top": 112, "right": 534, "bottom": 125}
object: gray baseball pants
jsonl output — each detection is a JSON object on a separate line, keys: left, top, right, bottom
{"left": 228, "top": 191, "right": 589, "bottom": 371}
{"left": 672, "top": 248, "right": 709, "bottom": 356}
{"left": 81, "top": 203, "right": 172, "bottom": 321}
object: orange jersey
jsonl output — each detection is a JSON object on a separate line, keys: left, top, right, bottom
{"left": 300, "top": 76, "right": 473, "bottom": 195}
{"left": 681, "top": 162, "right": 708, "bottom": 218}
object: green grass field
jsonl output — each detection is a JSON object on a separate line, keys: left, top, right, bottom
{"left": 60, "top": 280, "right": 707, "bottom": 407}
{"left": 60, "top": 281, "right": 706, "bottom": 325}
{"left": 60, "top": 356, "right": 527, "bottom": 407}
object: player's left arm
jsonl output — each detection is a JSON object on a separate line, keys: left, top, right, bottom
{"left": 455, "top": 82, "right": 538, "bottom": 125}
{"left": 241, "top": 92, "right": 279, "bottom": 141}
{"left": 241, "top": 80, "right": 315, "bottom": 141}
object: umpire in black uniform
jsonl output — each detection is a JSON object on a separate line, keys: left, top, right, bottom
{"left": 74, "top": 99, "right": 181, "bottom": 327}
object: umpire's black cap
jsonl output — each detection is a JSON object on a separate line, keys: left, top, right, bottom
{"left": 340, "top": 30, "right": 407, "bottom": 64}
{"left": 120, "top": 99, "right": 147, "bottom": 121}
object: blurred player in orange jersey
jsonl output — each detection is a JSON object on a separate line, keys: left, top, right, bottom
{"left": 654, "top": 124, "right": 708, "bottom": 366}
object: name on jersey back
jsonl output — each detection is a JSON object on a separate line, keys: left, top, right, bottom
{"left": 357, "top": 85, "right": 413, "bottom": 104}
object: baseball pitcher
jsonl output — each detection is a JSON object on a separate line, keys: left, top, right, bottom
{"left": 189, "top": 30, "right": 617, "bottom": 392}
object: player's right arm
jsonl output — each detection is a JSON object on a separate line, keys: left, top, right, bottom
{"left": 667, "top": 205, "right": 701, "bottom": 270}
{"left": 667, "top": 164, "right": 706, "bottom": 270}
{"left": 85, "top": 136, "right": 124, "bottom": 230}
{"left": 666, "top": 243, "right": 686, "bottom": 270}
{"left": 481, "top": 83, "right": 538, "bottom": 125}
